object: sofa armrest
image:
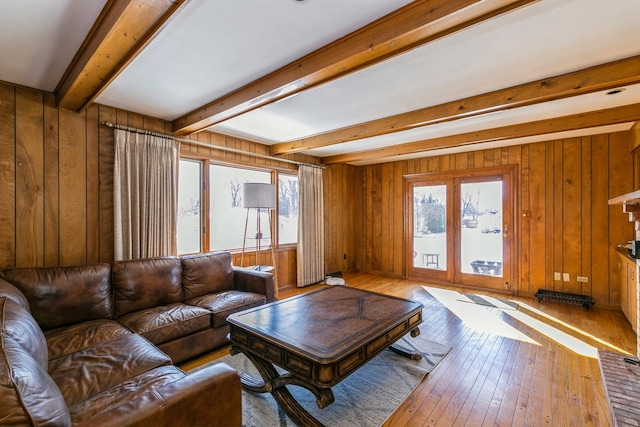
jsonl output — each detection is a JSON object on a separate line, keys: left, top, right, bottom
{"left": 0, "top": 277, "right": 31, "bottom": 310}
{"left": 74, "top": 363, "right": 241, "bottom": 427}
{"left": 234, "top": 268, "right": 275, "bottom": 302}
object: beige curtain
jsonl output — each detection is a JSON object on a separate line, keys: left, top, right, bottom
{"left": 114, "top": 129, "right": 178, "bottom": 261}
{"left": 297, "top": 165, "right": 324, "bottom": 287}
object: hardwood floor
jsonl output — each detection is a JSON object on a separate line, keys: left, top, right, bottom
{"left": 181, "top": 272, "right": 637, "bottom": 426}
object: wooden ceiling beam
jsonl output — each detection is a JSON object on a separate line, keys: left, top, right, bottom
{"left": 55, "top": 0, "right": 189, "bottom": 111}
{"left": 272, "top": 55, "right": 640, "bottom": 155}
{"left": 322, "top": 103, "right": 640, "bottom": 164}
{"left": 172, "top": 0, "right": 539, "bottom": 135}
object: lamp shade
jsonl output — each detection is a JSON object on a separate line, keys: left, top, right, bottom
{"left": 242, "top": 183, "right": 276, "bottom": 209}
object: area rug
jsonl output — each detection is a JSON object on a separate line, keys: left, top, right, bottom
{"left": 458, "top": 293, "right": 519, "bottom": 310}
{"left": 192, "top": 334, "right": 450, "bottom": 427}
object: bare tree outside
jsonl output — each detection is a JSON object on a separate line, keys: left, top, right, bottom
{"left": 227, "top": 179, "right": 242, "bottom": 207}
{"left": 279, "top": 174, "right": 299, "bottom": 245}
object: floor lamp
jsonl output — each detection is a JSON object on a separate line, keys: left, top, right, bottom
{"left": 240, "top": 183, "right": 277, "bottom": 284}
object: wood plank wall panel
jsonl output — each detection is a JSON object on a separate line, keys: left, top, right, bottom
{"left": 323, "top": 164, "right": 360, "bottom": 276}
{"left": 591, "top": 134, "right": 611, "bottom": 304}
{"left": 334, "top": 133, "right": 634, "bottom": 305}
{"left": 562, "top": 138, "right": 582, "bottom": 294}
{"left": 608, "top": 132, "right": 634, "bottom": 305}
{"left": 528, "top": 144, "right": 547, "bottom": 289}
{"left": 520, "top": 145, "right": 532, "bottom": 294}
{"left": 0, "top": 83, "right": 16, "bottom": 268}
{"left": 15, "top": 87, "right": 44, "bottom": 267}
{"left": 581, "top": 137, "right": 593, "bottom": 297}
{"left": 97, "top": 106, "right": 116, "bottom": 264}
{"left": 85, "top": 104, "right": 100, "bottom": 264}
{"left": 552, "top": 141, "right": 563, "bottom": 290}
{"left": 59, "top": 107, "right": 87, "bottom": 266}
{"left": 43, "top": 94, "right": 60, "bottom": 266}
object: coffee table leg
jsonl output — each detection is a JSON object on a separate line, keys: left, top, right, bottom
{"left": 231, "top": 346, "right": 333, "bottom": 427}
{"left": 390, "top": 327, "right": 422, "bottom": 360}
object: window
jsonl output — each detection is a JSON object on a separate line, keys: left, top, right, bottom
{"left": 209, "top": 164, "right": 271, "bottom": 251}
{"left": 278, "top": 174, "right": 299, "bottom": 245}
{"left": 177, "top": 159, "right": 201, "bottom": 254}
{"left": 176, "top": 158, "right": 298, "bottom": 255}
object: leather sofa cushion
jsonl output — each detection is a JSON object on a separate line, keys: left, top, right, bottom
{"left": 187, "top": 290, "right": 266, "bottom": 328}
{"left": 45, "top": 319, "right": 132, "bottom": 361}
{"left": 117, "top": 302, "right": 211, "bottom": 345}
{"left": 0, "top": 297, "right": 48, "bottom": 368}
{"left": 0, "top": 264, "right": 113, "bottom": 330}
{"left": 49, "top": 333, "right": 172, "bottom": 407}
{"left": 0, "top": 334, "right": 71, "bottom": 426}
{"left": 181, "top": 251, "right": 235, "bottom": 300}
{"left": 69, "top": 365, "right": 186, "bottom": 424}
{"left": 112, "top": 257, "right": 183, "bottom": 317}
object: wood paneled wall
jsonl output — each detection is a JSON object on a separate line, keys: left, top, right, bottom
{"left": 1, "top": 80, "right": 634, "bottom": 304}
{"left": 0, "top": 83, "right": 120, "bottom": 269}
{"left": 323, "top": 133, "right": 634, "bottom": 305}
{"left": 322, "top": 164, "right": 362, "bottom": 275}
{"left": 0, "top": 81, "right": 304, "bottom": 291}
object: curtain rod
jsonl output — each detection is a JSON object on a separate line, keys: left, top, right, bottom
{"left": 101, "top": 121, "right": 324, "bottom": 169}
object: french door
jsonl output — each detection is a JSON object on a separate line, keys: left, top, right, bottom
{"left": 406, "top": 167, "right": 515, "bottom": 292}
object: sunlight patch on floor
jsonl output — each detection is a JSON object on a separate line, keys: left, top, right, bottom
{"left": 423, "top": 285, "right": 631, "bottom": 359}
{"left": 422, "top": 286, "right": 539, "bottom": 345}
{"left": 515, "top": 300, "right": 632, "bottom": 356}
{"left": 501, "top": 307, "right": 598, "bottom": 358}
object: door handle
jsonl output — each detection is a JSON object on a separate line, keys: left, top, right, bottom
{"left": 503, "top": 224, "right": 509, "bottom": 239}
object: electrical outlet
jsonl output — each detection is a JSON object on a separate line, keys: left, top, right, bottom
{"left": 554, "top": 272, "right": 561, "bottom": 281}
{"left": 577, "top": 276, "right": 589, "bottom": 283}
{"left": 563, "top": 273, "right": 570, "bottom": 282}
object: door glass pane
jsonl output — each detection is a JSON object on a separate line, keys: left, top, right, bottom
{"left": 177, "top": 159, "right": 202, "bottom": 255}
{"left": 413, "top": 185, "right": 446, "bottom": 270}
{"left": 460, "top": 181, "right": 503, "bottom": 276}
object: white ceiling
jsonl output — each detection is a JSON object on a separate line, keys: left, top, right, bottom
{"left": 0, "top": 0, "right": 639, "bottom": 165}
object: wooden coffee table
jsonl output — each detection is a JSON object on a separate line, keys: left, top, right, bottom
{"left": 227, "top": 285, "right": 424, "bottom": 427}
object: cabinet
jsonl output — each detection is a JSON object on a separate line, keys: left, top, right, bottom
{"left": 609, "top": 191, "right": 640, "bottom": 334}
{"left": 618, "top": 251, "right": 638, "bottom": 333}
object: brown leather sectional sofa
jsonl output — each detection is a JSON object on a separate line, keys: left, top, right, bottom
{"left": 0, "top": 251, "right": 275, "bottom": 426}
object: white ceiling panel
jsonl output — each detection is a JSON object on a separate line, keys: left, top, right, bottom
{"left": 0, "top": 0, "right": 107, "bottom": 92}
